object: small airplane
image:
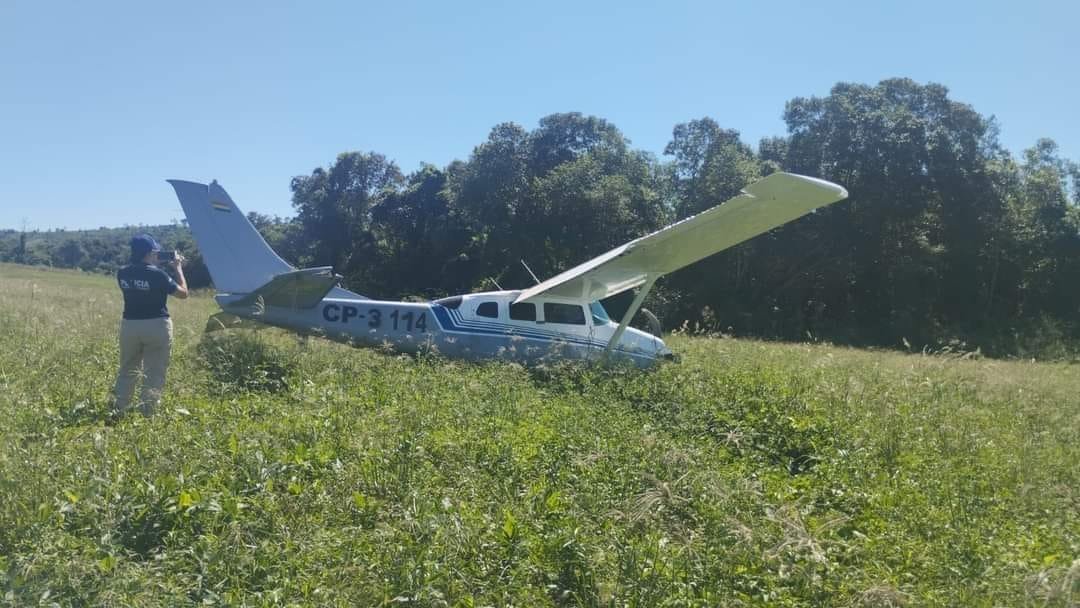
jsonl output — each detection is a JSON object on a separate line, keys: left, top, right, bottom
{"left": 168, "top": 172, "right": 847, "bottom": 368}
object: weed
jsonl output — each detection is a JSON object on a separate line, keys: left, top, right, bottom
{"left": 0, "top": 264, "right": 1077, "bottom": 606}
{"left": 196, "top": 331, "right": 298, "bottom": 393}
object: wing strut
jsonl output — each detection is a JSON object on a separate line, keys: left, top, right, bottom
{"left": 602, "top": 274, "right": 657, "bottom": 360}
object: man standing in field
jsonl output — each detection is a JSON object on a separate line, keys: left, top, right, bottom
{"left": 113, "top": 234, "right": 188, "bottom": 417}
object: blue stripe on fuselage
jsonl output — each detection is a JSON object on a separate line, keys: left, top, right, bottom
{"left": 431, "top": 305, "right": 600, "bottom": 348}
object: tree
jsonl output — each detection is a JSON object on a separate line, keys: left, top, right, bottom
{"left": 532, "top": 151, "right": 665, "bottom": 277}
{"left": 665, "top": 118, "right": 761, "bottom": 219}
{"left": 55, "top": 239, "right": 85, "bottom": 268}
{"left": 662, "top": 119, "right": 764, "bottom": 329}
{"left": 781, "top": 79, "right": 1006, "bottom": 342}
{"left": 290, "top": 152, "right": 404, "bottom": 288}
{"left": 371, "top": 164, "right": 465, "bottom": 296}
{"left": 15, "top": 230, "right": 26, "bottom": 264}
{"left": 527, "top": 112, "right": 627, "bottom": 176}
{"left": 449, "top": 122, "right": 531, "bottom": 287}
{"left": 448, "top": 114, "right": 667, "bottom": 292}
{"left": 1005, "top": 139, "right": 1080, "bottom": 319}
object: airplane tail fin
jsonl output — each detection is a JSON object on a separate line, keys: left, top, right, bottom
{"left": 168, "top": 179, "right": 293, "bottom": 294}
{"left": 167, "top": 179, "right": 367, "bottom": 299}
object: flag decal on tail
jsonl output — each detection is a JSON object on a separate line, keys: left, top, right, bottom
{"left": 211, "top": 201, "right": 231, "bottom": 212}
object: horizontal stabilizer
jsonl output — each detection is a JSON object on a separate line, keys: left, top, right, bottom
{"left": 227, "top": 267, "right": 342, "bottom": 310}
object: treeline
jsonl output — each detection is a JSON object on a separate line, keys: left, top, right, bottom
{"left": 5, "top": 79, "right": 1078, "bottom": 356}
{"left": 0, "top": 224, "right": 195, "bottom": 275}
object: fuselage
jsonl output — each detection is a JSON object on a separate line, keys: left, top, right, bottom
{"left": 218, "top": 290, "right": 674, "bottom": 368}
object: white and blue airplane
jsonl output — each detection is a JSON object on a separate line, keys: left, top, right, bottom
{"left": 169, "top": 172, "right": 847, "bottom": 368}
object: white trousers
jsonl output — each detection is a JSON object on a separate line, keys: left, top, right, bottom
{"left": 113, "top": 317, "right": 173, "bottom": 416}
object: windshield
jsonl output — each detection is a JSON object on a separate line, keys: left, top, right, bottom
{"left": 589, "top": 301, "right": 611, "bottom": 325}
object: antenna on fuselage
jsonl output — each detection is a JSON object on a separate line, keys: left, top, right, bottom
{"left": 486, "top": 277, "right": 504, "bottom": 291}
{"left": 520, "top": 259, "right": 541, "bottom": 285}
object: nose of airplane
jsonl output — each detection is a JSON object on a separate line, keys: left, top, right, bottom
{"left": 655, "top": 338, "right": 680, "bottom": 363}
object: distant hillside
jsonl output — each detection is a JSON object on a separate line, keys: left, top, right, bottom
{"left": 0, "top": 224, "right": 187, "bottom": 271}
{"left": 0, "top": 223, "right": 212, "bottom": 287}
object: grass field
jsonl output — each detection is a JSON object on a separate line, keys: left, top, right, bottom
{"left": 0, "top": 263, "right": 1077, "bottom": 606}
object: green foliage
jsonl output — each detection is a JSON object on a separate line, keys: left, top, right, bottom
{"left": 4, "top": 82, "right": 1079, "bottom": 356}
{"left": 196, "top": 331, "right": 299, "bottom": 394}
{"left": 289, "top": 151, "right": 405, "bottom": 280}
{"left": 1, "top": 265, "right": 1078, "bottom": 606}
{"left": 284, "top": 99, "right": 1078, "bottom": 356}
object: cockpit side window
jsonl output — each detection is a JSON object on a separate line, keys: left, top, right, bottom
{"left": 476, "top": 302, "right": 499, "bottom": 318}
{"left": 509, "top": 302, "right": 536, "bottom": 321}
{"left": 544, "top": 303, "right": 586, "bottom": 325}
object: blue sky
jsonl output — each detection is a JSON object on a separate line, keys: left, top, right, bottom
{"left": 1, "top": 0, "right": 1076, "bottom": 230}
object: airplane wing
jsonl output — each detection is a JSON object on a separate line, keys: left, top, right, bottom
{"left": 513, "top": 172, "right": 848, "bottom": 305}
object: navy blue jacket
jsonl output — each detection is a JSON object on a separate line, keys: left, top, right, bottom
{"left": 117, "top": 263, "right": 179, "bottom": 320}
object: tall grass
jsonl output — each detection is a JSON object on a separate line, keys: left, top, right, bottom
{"left": 0, "top": 263, "right": 1077, "bottom": 606}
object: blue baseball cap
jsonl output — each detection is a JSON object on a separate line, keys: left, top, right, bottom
{"left": 130, "top": 234, "right": 161, "bottom": 257}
